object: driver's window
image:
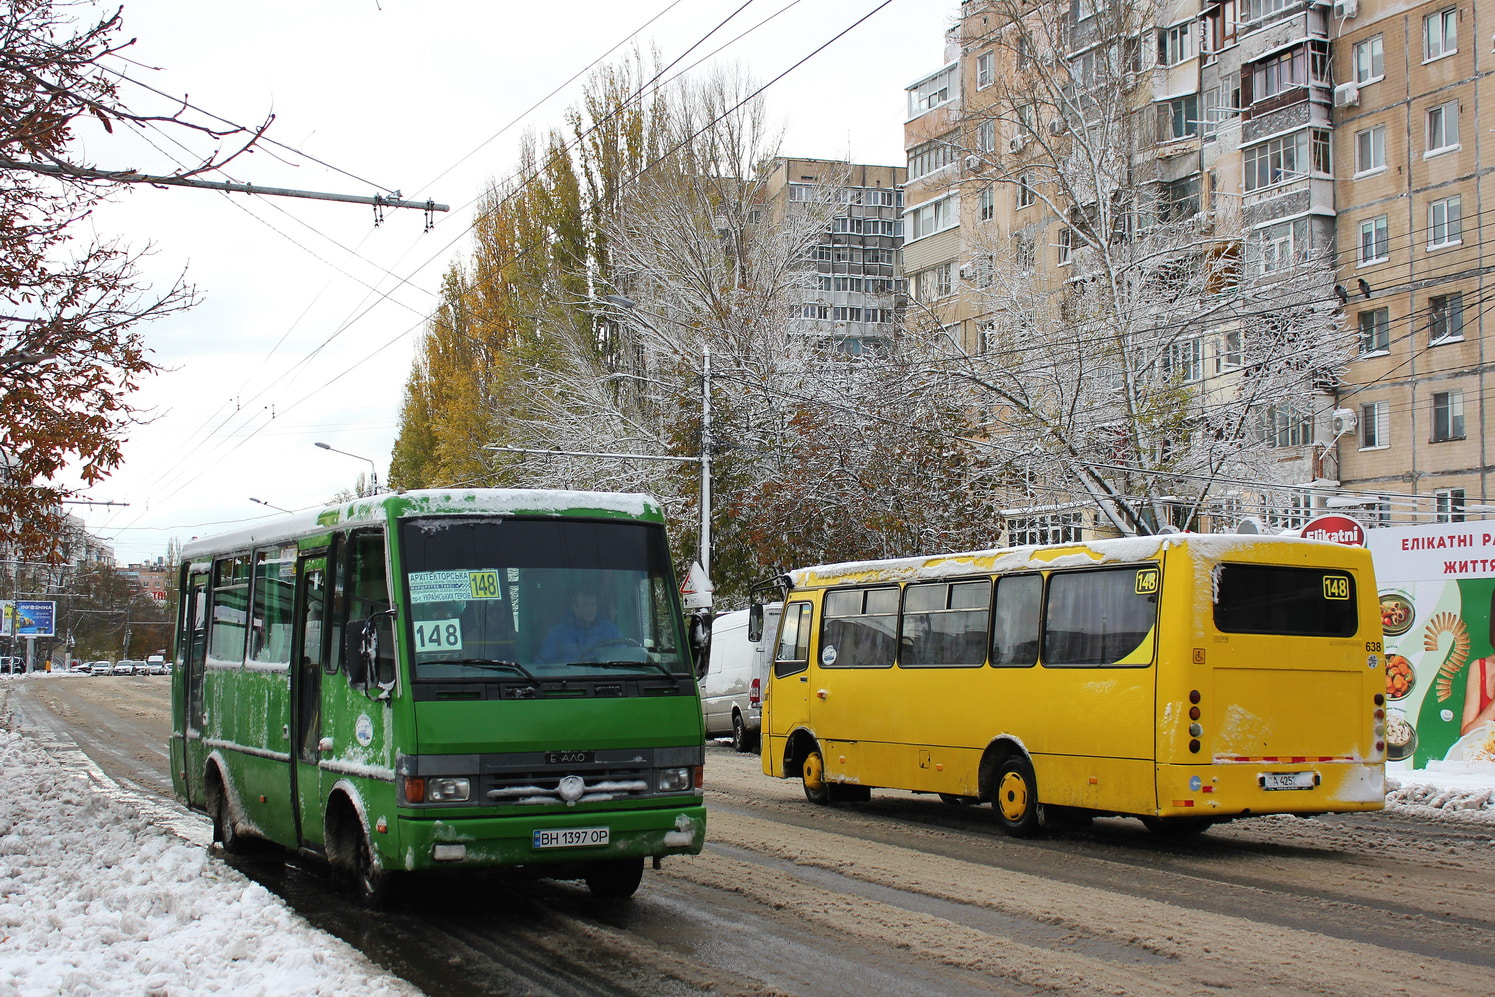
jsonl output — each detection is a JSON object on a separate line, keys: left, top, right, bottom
{"left": 343, "top": 530, "right": 392, "bottom": 686}
{"left": 773, "top": 602, "right": 812, "bottom": 677}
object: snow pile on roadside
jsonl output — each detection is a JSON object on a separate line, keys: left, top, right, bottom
{"left": 1385, "top": 764, "right": 1495, "bottom": 821}
{"left": 0, "top": 729, "right": 417, "bottom": 997}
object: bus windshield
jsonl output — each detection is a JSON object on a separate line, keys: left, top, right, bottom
{"left": 399, "top": 516, "right": 688, "bottom": 679}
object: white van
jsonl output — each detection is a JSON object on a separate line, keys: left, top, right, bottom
{"left": 700, "top": 605, "right": 780, "bottom": 753}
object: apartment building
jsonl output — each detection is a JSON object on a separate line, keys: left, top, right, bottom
{"left": 757, "top": 157, "right": 907, "bottom": 355}
{"left": 1333, "top": 0, "right": 1491, "bottom": 525}
{"left": 910, "top": 0, "right": 1490, "bottom": 533}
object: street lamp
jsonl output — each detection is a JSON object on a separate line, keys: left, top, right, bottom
{"left": 314, "top": 442, "right": 379, "bottom": 495}
{"left": 248, "top": 497, "right": 291, "bottom": 513}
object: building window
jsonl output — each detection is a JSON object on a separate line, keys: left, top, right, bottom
{"left": 1355, "top": 125, "right": 1386, "bottom": 175}
{"left": 1360, "top": 400, "right": 1389, "bottom": 449}
{"left": 1057, "top": 228, "right": 1072, "bottom": 266}
{"left": 1163, "top": 337, "right": 1204, "bottom": 382}
{"left": 1160, "top": 175, "right": 1200, "bottom": 222}
{"left": 1358, "top": 307, "right": 1389, "bottom": 354}
{"left": 908, "top": 65, "right": 957, "bottom": 117}
{"left": 1017, "top": 173, "right": 1035, "bottom": 208}
{"left": 978, "top": 185, "right": 994, "bottom": 222}
{"left": 1262, "top": 404, "right": 1313, "bottom": 448}
{"left": 1431, "top": 390, "right": 1465, "bottom": 442}
{"left": 1015, "top": 235, "right": 1035, "bottom": 272}
{"left": 913, "top": 263, "right": 954, "bottom": 301}
{"left": 1250, "top": 43, "right": 1327, "bottom": 101}
{"left": 1435, "top": 488, "right": 1466, "bottom": 523}
{"left": 1354, "top": 35, "right": 1384, "bottom": 84}
{"left": 1429, "top": 292, "right": 1464, "bottom": 344}
{"left": 1358, "top": 216, "right": 1388, "bottom": 264}
{"left": 1216, "top": 329, "right": 1242, "bottom": 372}
{"left": 1243, "top": 130, "right": 1327, "bottom": 191}
{"left": 1255, "top": 218, "right": 1307, "bottom": 273}
{"left": 1427, "top": 101, "right": 1460, "bottom": 154}
{"left": 1424, "top": 7, "right": 1457, "bottom": 63}
{"left": 1158, "top": 21, "right": 1194, "bottom": 67}
{"left": 1428, "top": 195, "right": 1462, "bottom": 248}
{"left": 976, "top": 50, "right": 994, "bottom": 89}
{"left": 976, "top": 119, "right": 995, "bottom": 153}
{"left": 905, "top": 195, "right": 956, "bottom": 241}
{"left": 908, "top": 134, "right": 959, "bottom": 179}
{"left": 1158, "top": 95, "right": 1199, "bottom": 141}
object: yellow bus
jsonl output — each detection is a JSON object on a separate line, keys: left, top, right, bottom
{"left": 756, "top": 534, "right": 1387, "bottom": 836}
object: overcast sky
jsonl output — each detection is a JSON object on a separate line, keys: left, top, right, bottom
{"left": 64, "top": 0, "right": 954, "bottom": 563}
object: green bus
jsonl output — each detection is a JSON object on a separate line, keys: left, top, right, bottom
{"left": 169, "top": 488, "right": 707, "bottom": 902}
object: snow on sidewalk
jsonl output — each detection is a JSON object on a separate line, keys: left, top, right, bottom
{"left": 0, "top": 728, "right": 418, "bottom": 997}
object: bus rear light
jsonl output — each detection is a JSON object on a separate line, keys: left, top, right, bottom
{"left": 1188, "top": 724, "right": 1203, "bottom": 737}
{"left": 1189, "top": 706, "right": 1201, "bottom": 721}
{"left": 1373, "top": 708, "right": 1385, "bottom": 720}
{"left": 1189, "top": 689, "right": 1201, "bottom": 704}
{"left": 749, "top": 678, "right": 761, "bottom": 707}
{"left": 1374, "top": 693, "right": 1385, "bottom": 706}
{"left": 1171, "top": 799, "right": 1195, "bottom": 808}
{"left": 1375, "top": 741, "right": 1385, "bottom": 754}
{"left": 1189, "top": 739, "right": 1201, "bottom": 754}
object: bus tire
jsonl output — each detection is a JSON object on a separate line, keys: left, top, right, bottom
{"left": 801, "top": 746, "right": 832, "bottom": 805}
{"left": 349, "top": 827, "right": 399, "bottom": 907}
{"left": 1141, "top": 816, "right": 1212, "bottom": 838}
{"left": 208, "top": 775, "right": 246, "bottom": 855}
{"left": 992, "top": 754, "right": 1041, "bottom": 838}
{"left": 585, "top": 857, "right": 645, "bottom": 899}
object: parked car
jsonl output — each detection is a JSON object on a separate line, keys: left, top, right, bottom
{"left": 144, "top": 655, "right": 169, "bottom": 675}
{"left": 114, "top": 659, "right": 145, "bottom": 676}
{"left": 699, "top": 604, "right": 782, "bottom": 753}
{"left": 68, "top": 661, "right": 91, "bottom": 675}
{"left": 89, "top": 660, "right": 113, "bottom": 676}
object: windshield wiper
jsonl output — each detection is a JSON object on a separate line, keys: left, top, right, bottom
{"left": 565, "top": 659, "right": 675, "bottom": 678}
{"left": 422, "top": 658, "right": 539, "bottom": 682}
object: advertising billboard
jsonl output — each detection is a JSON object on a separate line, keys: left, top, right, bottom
{"left": 1365, "top": 523, "right": 1495, "bottom": 769}
{"left": 0, "top": 601, "right": 56, "bottom": 638}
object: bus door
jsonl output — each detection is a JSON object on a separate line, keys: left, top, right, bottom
{"left": 181, "top": 569, "right": 211, "bottom": 809}
{"left": 291, "top": 551, "right": 330, "bottom": 846}
{"left": 768, "top": 601, "right": 815, "bottom": 753}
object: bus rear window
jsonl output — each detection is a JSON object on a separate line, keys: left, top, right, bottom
{"left": 1212, "top": 564, "right": 1357, "bottom": 637}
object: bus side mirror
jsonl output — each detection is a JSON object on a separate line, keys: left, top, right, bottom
{"left": 345, "top": 619, "right": 374, "bottom": 688}
{"left": 688, "top": 609, "right": 712, "bottom": 680}
{"left": 747, "top": 603, "right": 764, "bottom": 643}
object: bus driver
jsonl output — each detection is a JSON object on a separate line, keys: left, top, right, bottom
{"left": 540, "top": 588, "right": 622, "bottom": 663}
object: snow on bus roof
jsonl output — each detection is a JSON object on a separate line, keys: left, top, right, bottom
{"left": 788, "top": 533, "right": 1346, "bottom": 586}
{"left": 181, "top": 488, "right": 661, "bottom": 558}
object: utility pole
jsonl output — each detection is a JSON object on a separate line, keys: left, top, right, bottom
{"left": 699, "top": 346, "right": 712, "bottom": 580}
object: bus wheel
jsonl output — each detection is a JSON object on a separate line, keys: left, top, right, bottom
{"left": 993, "top": 755, "right": 1041, "bottom": 838}
{"left": 1141, "top": 816, "right": 1212, "bottom": 838}
{"left": 732, "top": 713, "right": 753, "bottom": 753}
{"left": 209, "top": 779, "right": 245, "bottom": 854}
{"left": 585, "top": 857, "right": 644, "bottom": 899}
{"left": 801, "top": 747, "right": 831, "bottom": 805}
{"left": 349, "top": 828, "right": 399, "bottom": 907}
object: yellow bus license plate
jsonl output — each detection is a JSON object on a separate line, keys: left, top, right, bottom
{"left": 533, "top": 827, "right": 609, "bottom": 849}
{"left": 1259, "top": 771, "right": 1316, "bottom": 791}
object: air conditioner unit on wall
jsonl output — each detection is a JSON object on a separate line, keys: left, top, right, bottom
{"left": 1009, "top": 136, "right": 1027, "bottom": 153}
{"left": 1332, "top": 0, "right": 1358, "bottom": 19}
{"left": 1333, "top": 82, "right": 1359, "bottom": 108}
{"left": 1331, "top": 408, "right": 1358, "bottom": 437}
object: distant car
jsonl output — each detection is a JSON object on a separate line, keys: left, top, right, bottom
{"left": 144, "top": 655, "right": 169, "bottom": 675}
{"left": 114, "top": 659, "right": 144, "bottom": 676}
{"left": 68, "top": 662, "right": 91, "bottom": 675}
{"left": 89, "top": 660, "right": 113, "bottom": 676}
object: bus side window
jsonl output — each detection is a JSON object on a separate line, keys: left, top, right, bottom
{"left": 774, "top": 602, "right": 812, "bottom": 677}
{"left": 343, "top": 530, "right": 393, "bottom": 688}
{"left": 990, "top": 574, "right": 1041, "bottom": 667}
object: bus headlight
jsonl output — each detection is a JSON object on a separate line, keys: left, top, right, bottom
{"left": 657, "top": 767, "right": 692, "bottom": 793}
{"left": 426, "top": 777, "right": 471, "bottom": 803}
